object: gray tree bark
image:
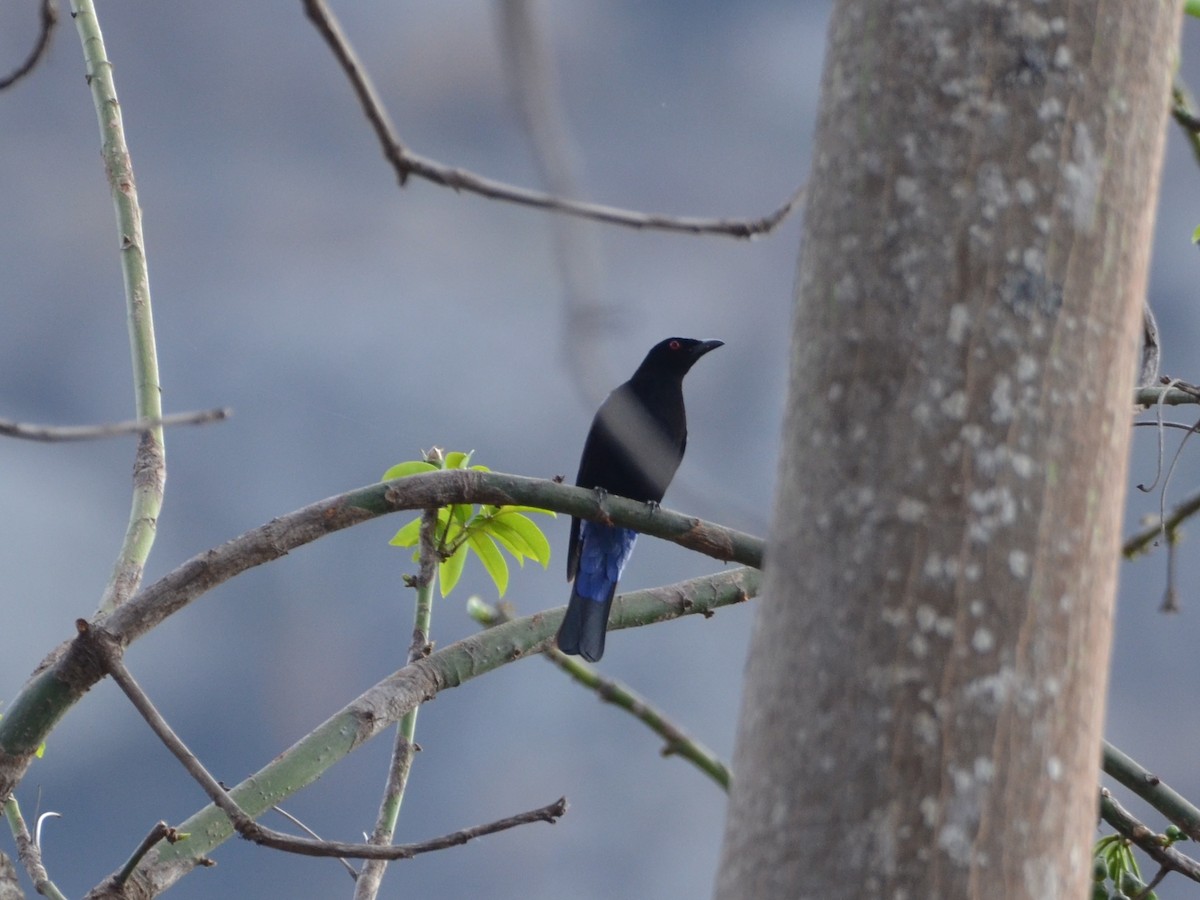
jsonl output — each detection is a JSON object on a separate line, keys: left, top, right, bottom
{"left": 715, "top": 2, "right": 1181, "bottom": 898}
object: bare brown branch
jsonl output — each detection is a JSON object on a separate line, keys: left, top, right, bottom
{"left": 82, "top": 617, "right": 568, "bottom": 871}
{"left": 0, "top": 407, "right": 230, "bottom": 442}
{"left": 301, "top": 0, "right": 803, "bottom": 237}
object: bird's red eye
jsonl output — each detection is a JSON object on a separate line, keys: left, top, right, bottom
{"left": 669, "top": 339, "right": 681, "bottom": 350}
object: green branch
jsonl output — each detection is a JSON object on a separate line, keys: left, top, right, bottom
{"left": 94, "top": 567, "right": 760, "bottom": 894}
{"left": 356, "top": 508, "right": 440, "bottom": 898}
{"left": 1103, "top": 740, "right": 1200, "bottom": 840}
{"left": 0, "top": 470, "right": 762, "bottom": 801}
{"left": 472, "top": 598, "right": 730, "bottom": 789}
{"left": 70, "top": 0, "right": 166, "bottom": 614}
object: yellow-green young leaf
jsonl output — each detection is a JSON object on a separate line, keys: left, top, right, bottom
{"left": 469, "top": 531, "right": 509, "bottom": 596}
{"left": 492, "top": 511, "right": 552, "bottom": 566}
{"left": 482, "top": 520, "right": 535, "bottom": 564}
{"left": 470, "top": 464, "right": 491, "bottom": 472}
{"left": 497, "top": 505, "right": 557, "bottom": 518}
{"left": 440, "top": 520, "right": 464, "bottom": 555}
{"left": 434, "top": 508, "right": 455, "bottom": 547}
{"left": 484, "top": 519, "right": 532, "bottom": 564}
{"left": 440, "top": 544, "right": 469, "bottom": 596}
{"left": 388, "top": 517, "right": 423, "bottom": 547}
{"left": 381, "top": 460, "right": 439, "bottom": 481}
{"left": 451, "top": 502, "right": 474, "bottom": 525}
{"left": 444, "top": 450, "right": 474, "bottom": 469}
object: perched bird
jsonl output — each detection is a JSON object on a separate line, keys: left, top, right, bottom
{"left": 557, "top": 337, "right": 724, "bottom": 662}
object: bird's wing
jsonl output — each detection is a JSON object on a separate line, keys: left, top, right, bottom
{"left": 567, "top": 514, "right": 582, "bottom": 582}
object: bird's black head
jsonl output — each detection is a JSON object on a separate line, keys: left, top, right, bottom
{"left": 634, "top": 337, "right": 724, "bottom": 379}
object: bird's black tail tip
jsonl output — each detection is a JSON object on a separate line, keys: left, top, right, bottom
{"left": 557, "top": 588, "right": 611, "bottom": 662}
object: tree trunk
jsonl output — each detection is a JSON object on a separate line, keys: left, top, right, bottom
{"left": 715, "top": 3, "right": 1180, "bottom": 898}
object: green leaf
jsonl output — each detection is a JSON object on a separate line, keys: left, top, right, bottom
{"left": 439, "top": 544, "right": 469, "bottom": 596}
{"left": 451, "top": 502, "right": 474, "bottom": 526}
{"left": 388, "top": 517, "right": 422, "bottom": 547}
{"left": 497, "top": 505, "right": 556, "bottom": 518}
{"left": 444, "top": 450, "right": 473, "bottom": 469}
{"left": 468, "top": 531, "right": 509, "bottom": 596}
{"left": 484, "top": 518, "right": 533, "bottom": 563}
{"left": 491, "top": 512, "right": 552, "bottom": 566}
{"left": 434, "top": 508, "right": 454, "bottom": 547}
{"left": 381, "top": 460, "right": 438, "bottom": 481}
{"left": 440, "top": 520, "right": 464, "bottom": 554}
{"left": 1187, "top": 0, "right": 1200, "bottom": 19}
{"left": 1193, "top": 222, "right": 1200, "bottom": 244}
{"left": 470, "top": 464, "right": 491, "bottom": 472}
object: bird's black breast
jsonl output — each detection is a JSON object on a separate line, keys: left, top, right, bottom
{"left": 575, "top": 380, "right": 687, "bottom": 504}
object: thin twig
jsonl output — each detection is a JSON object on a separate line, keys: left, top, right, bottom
{"left": 3, "top": 797, "right": 67, "bottom": 900}
{"left": 0, "top": 407, "right": 230, "bottom": 442}
{"left": 356, "top": 507, "right": 440, "bottom": 899}
{"left": 113, "top": 822, "right": 182, "bottom": 887}
{"left": 0, "top": 0, "right": 57, "bottom": 90}
{"left": 1099, "top": 788, "right": 1200, "bottom": 883}
{"left": 1123, "top": 488, "right": 1200, "bottom": 559}
{"left": 301, "top": 0, "right": 803, "bottom": 238}
{"left": 81, "top": 619, "right": 570, "bottom": 865}
{"left": 1134, "top": 378, "right": 1178, "bottom": 493}
{"left": 71, "top": 0, "right": 168, "bottom": 615}
{"left": 470, "top": 598, "right": 731, "bottom": 790}
{"left": 270, "top": 806, "right": 357, "bottom": 879}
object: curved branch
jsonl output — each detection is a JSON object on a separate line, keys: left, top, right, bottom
{"left": 71, "top": 0, "right": 168, "bottom": 614}
{"left": 0, "top": 0, "right": 56, "bottom": 91}
{"left": 88, "top": 566, "right": 759, "bottom": 895}
{"left": 0, "top": 469, "right": 763, "bottom": 797}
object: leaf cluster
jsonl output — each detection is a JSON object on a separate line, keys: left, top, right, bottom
{"left": 1091, "top": 828, "right": 1182, "bottom": 900}
{"left": 383, "top": 449, "right": 554, "bottom": 596}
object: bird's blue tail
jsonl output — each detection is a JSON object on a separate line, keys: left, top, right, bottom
{"left": 557, "top": 523, "right": 637, "bottom": 662}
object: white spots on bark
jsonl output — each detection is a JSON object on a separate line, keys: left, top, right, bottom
{"left": 1009, "top": 549, "right": 1030, "bottom": 579}
{"left": 946, "top": 304, "right": 970, "bottom": 345}
{"left": 898, "top": 496, "right": 928, "bottom": 522}
{"left": 1063, "top": 123, "right": 1099, "bottom": 231}
{"left": 937, "top": 758, "right": 998, "bottom": 865}
{"left": 972, "top": 628, "right": 995, "bottom": 653}
{"left": 967, "top": 486, "right": 1017, "bottom": 540}
{"left": 991, "top": 374, "right": 1014, "bottom": 423}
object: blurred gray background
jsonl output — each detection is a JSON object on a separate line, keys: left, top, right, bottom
{"left": 1, "top": 3, "right": 1199, "bottom": 898}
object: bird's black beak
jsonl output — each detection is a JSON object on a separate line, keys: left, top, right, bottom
{"left": 695, "top": 339, "right": 724, "bottom": 357}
